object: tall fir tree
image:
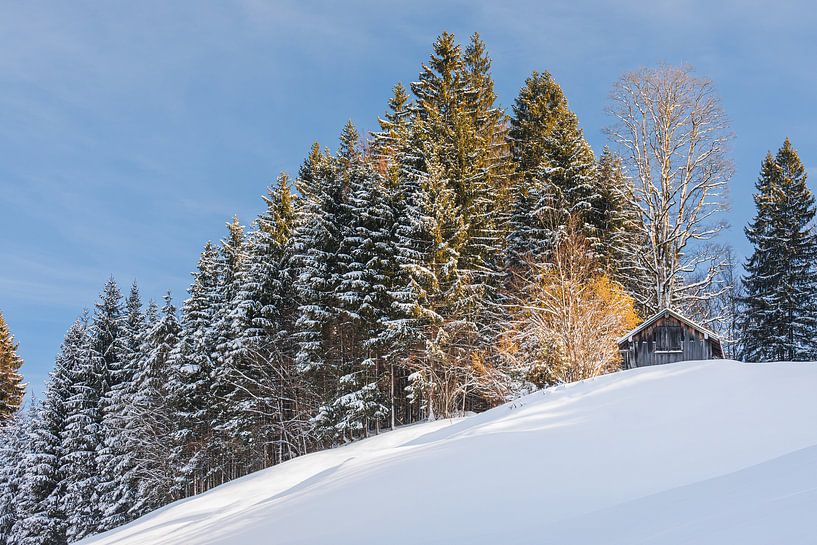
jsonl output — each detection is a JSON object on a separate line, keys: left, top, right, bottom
{"left": 395, "top": 146, "right": 474, "bottom": 419}
{"left": 12, "top": 400, "right": 66, "bottom": 545}
{"left": 380, "top": 111, "right": 433, "bottom": 426}
{"left": 506, "top": 70, "right": 570, "bottom": 268}
{"left": 0, "top": 410, "right": 29, "bottom": 544}
{"left": 316, "top": 139, "right": 395, "bottom": 440}
{"left": 59, "top": 310, "right": 103, "bottom": 543}
{"left": 741, "top": 139, "right": 817, "bottom": 361}
{"left": 0, "top": 311, "right": 26, "bottom": 422}
{"left": 90, "top": 279, "right": 140, "bottom": 534}
{"left": 591, "top": 146, "right": 645, "bottom": 286}
{"left": 207, "top": 217, "right": 248, "bottom": 485}
{"left": 506, "top": 71, "right": 601, "bottom": 268}
{"left": 10, "top": 320, "right": 83, "bottom": 545}
{"left": 130, "top": 294, "right": 179, "bottom": 514}
{"left": 167, "top": 242, "right": 224, "bottom": 497}
{"left": 222, "top": 173, "right": 307, "bottom": 467}
{"left": 409, "top": 32, "right": 514, "bottom": 378}
{"left": 97, "top": 281, "right": 145, "bottom": 532}
{"left": 292, "top": 141, "right": 343, "bottom": 378}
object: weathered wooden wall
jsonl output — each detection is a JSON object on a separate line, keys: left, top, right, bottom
{"left": 621, "top": 315, "right": 720, "bottom": 369}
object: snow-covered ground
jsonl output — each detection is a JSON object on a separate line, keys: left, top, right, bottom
{"left": 80, "top": 360, "right": 817, "bottom": 545}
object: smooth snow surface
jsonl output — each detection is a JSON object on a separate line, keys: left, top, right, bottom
{"left": 80, "top": 361, "right": 817, "bottom": 545}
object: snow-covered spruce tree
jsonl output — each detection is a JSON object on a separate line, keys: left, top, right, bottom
{"left": 396, "top": 33, "right": 516, "bottom": 418}
{"left": 460, "top": 31, "right": 515, "bottom": 255}
{"left": 411, "top": 32, "right": 512, "bottom": 337}
{"left": 10, "top": 319, "right": 85, "bottom": 545}
{"left": 222, "top": 173, "right": 310, "bottom": 468}
{"left": 371, "top": 82, "right": 412, "bottom": 190}
{"left": 112, "top": 296, "right": 160, "bottom": 520}
{"left": 592, "top": 147, "right": 646, "bottom": 292}
{"left": 166, "top": 242, "right": 224, "bottom": 497}
{"left": 12, "top": 401, "right": 61, "bottom": 545}
{"left": 506, "top": 71, "right": 604, "bottom": 272}
{"left": 0, "top": 410, "right": 28, "bottom": 544}
{"left": 396, "top": 145, "right": 483, "bottom": 420}
{"left": 506, "top": 70, "right": 570, "bottom": 270}
{"left": 0, "top": 311, "right": 26, "bottom": 423}
{"left": 79, "top": 279, "right": 145, "bottom": 534}
{"left": 58, "top": 310, "right": 105, "bottom": 543}
{"left": 741, "top": 139, "right": 817, "bottom": 362}
{"left": 96, "top": 281, "right": 146, "bottom": 532}
{"left": 129, "top": 294, "right": 179, "bottom": 515}
{"left": 372, "top": 92, "right": 428, "bottom": 427}
{"left": 206, "top": 217, "right": 249, "bottom": 485}
{"left": 292, "top": 140, "right": 344, "bottom": 417}
{"left": 315, "top": 129, "right": 395, "bottom": 441}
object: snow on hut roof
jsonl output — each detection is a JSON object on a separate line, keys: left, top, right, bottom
{"left": 617, "top": 308, "right": 721, "bottom": 346}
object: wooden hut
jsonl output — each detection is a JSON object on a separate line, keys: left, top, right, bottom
{"left": 618, "top": 308, "right": 723, "bottom": 369}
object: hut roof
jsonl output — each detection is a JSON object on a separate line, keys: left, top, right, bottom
{"left": 617, "top": 308, "right": 721, "bottom": 346}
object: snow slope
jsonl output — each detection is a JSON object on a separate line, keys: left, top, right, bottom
{"left": 80, "top": 361, "right": 817, "bottom": 545}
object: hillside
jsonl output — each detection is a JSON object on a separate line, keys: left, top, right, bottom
{"left": 80, "top": 360, "right": 817, "bottom": 545}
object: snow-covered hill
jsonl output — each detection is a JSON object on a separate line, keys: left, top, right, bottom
{"left": 80, "top": 361, "right": 817, "bottom": 545}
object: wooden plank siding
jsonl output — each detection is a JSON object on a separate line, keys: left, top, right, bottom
{"left": 619, "top": 312, "right": 722, "bottom": 369}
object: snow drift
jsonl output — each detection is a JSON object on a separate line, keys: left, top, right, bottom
{"left": 80, "top": 360, "right": 817, "bottom": 545}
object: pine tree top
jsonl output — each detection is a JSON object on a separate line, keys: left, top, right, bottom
{"left": 510, "top": 70, "right": 571, "bottom": 173}
{"left": 0, "top": 311, "right": 25, "bottom": 422}
{"left": 338, "top": 120, "right": 361, "bottom": 162}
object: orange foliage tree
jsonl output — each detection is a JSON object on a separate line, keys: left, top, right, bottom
{"left": 502, "top": 228, "right": 639, "bottom": 387}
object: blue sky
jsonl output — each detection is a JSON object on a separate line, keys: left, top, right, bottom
{"left": 2, "top": 0, "right": 817, "bottom": 396}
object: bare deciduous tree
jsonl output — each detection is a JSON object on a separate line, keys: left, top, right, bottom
{"left": 605, "top": 64, "right": 733, "bottom": 313}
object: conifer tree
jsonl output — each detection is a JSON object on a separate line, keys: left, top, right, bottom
{"left": 223, "top": 173, "right": 307, "bottom": 466}
{"left": 295, "top": 123, "right": 367, "bottom": 440}
{"left": 206, "top": 217, "right": 248, "bottom": 483}
{"left": 129, "top": 294, "right": 179, "bottom": 515}
{"left": 410, "top": 32, "right": 513, "bottom": 376}
{"left": 591, "top": 147, "right": 645, "bottom": 286}
{"left": 540, "top": 111, "right": 598, "bottom": 234}
{"left": 380, "top": 115, "right": 431, "bottom": 426}
{"left": 59, "top": 311, "right": 102, "bottom": 542}
{"left": 13, "top": 402, "right": 66, "bottom": 545}
{"left": 317, "top": 143, "right": 394, "bottom": 439}
{"left": 506, "top": 71, "right": 600, "bottom": 268}
{"left": 292, "top": 142, "right": 342, "bottom": 379}
{"left": 96, "top": 281, "right": 147, "bottom": 531}
{"left": 10, "top": 321, "right": 81, "bottom": 545}
{"left": 506, "top": 70, "right": 570, "bottom": 268}
{"left": 0, "top": 311, "right": 26, "bottom": 422}
{"left": 397, "top": 148, "right": 473, "bottom": 419}
{"left": 372, "top": 82, "right": 412, "bottom": 188}
{"left": 90, "top": 279, "right": 142, "bottom": 533}
{"left": 167, "top": 242, "right": 224, "bottom": 496}
{"left": 0, "top": 411, "right": 28, "bottom": 543}
{"left": 742, "top": 139, "right": 817, "bottom": 361}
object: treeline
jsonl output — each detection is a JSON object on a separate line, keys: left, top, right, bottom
{"left": 0, "top": 33, "right": 740, "bottom": 544}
